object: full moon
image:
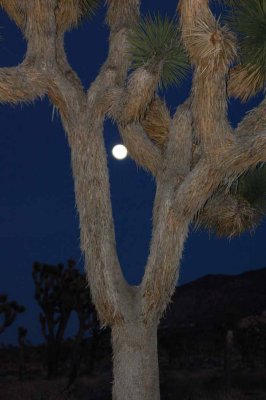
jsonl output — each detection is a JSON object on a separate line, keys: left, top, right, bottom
{"left": 112, "top": 144, "right": 128, "bottom": 160}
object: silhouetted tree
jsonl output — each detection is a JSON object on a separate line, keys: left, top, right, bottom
{"left": 33, "top": 260, "right": 75, "bottom": 376}
{"left": 66, "top": 264, "right": 99, "bottom": 386}
{"left": 0, "top": 294, "right": 25, "bottom": 334}
{"left": 33, "top": 260, "right": 98, "bottom": 378}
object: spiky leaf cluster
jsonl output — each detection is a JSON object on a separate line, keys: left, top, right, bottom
{"left": 128, "top": 14, "right": 189, "bottom": 88}
{"left": 58, "top": 0, "right": 100, "bottom": 30}
{"left": 235, "top": 164, "right": 266, "bottom": 214}
{"left": 197, "top": 164, "right": 266, "bottom": 238}
{"left": 78, "top": 0, "right": 100, "bottom": 20}
{"left": 227, "top": 0, "right": 266, "bottom": 98}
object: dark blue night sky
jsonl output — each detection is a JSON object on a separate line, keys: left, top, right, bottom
{"left": 0, "top": 1, "right": 265, "bottom": 344}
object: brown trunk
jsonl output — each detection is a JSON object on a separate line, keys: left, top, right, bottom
{"left": 111, "top": 321, "right": 160, "bottom": 400}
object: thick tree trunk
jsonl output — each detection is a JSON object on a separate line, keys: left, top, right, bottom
{"left": 111, "top": 321, "right": 160, "bottom": 400}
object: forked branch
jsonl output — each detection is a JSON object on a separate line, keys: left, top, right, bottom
{"left": 179, "top": 0, "right": 236, "bottom": 153}
{"left": 141, "top": 87, "right": 266, "bottom": 322}
{"left": 0, "top": 0, "right": 134, "bottom": 326}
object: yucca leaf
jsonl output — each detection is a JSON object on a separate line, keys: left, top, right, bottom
{"left": 227, "top": 0, "right": 266, "bottom": 98}
{"left": 233, "top": 164, "right": 266, "bottom": 214}
{"left": 79, "top": 0, "right": 100, "bottom": 19}
{"left": 63, "top": 0, "right": 100, "bottom": 21}
{"left": 128, "top": 14, "right": 190, "bottom": 89}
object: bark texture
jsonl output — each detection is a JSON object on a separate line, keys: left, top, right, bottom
{"left": 1, "top": 1, "right": 266, "bottom": 399}
{"left": 112, "top": 320, "right": 160, "bottom": 400}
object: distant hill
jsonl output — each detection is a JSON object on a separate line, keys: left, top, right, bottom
{"left": 161, "top": 268, "right": 266, "bottom": 331}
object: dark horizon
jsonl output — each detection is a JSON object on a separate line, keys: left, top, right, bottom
{"left": 1, "top": 264, "right": 266, "bottom": 346}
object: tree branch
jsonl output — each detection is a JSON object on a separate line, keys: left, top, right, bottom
{"left": 116, "top": 96, "right": 171, "bottom": 176}
{"left": 86, "top": 0, "right": 165, "bottom": 175}
{"left": 195, "top": 189, "right": 261, "bottom": 238}
{"left": 46, "top": 2, "right": 135, "bottom": 325}
{"left": 108, "top": 68, "right": 160, "bottom": 125}
{"left": 0, "top": 0, "right": 26, "bottom": 31}
{"left": 141, "top": 113, "right": 266, "bottom": 321}
{"left": 87, "top": 0, "right": 140, "bottom": 108}
{"left": 235, "top": 97, "right": 266, "bottom": 137}
{"left": 173, "top": 129, "right": 266, "bottom": 222}
{"left": 0, "top": 66, "right": 47, "bottom": 103}
{"left": 0, "top": 1, "right": 55, "bottom": 105}
{"left": 119, "top": 123, "right": 162, "bottom": 176}
{"left": 46, "top": 31, "right": 86, "bottom": 120}
{"left": 140, "top": 96, "right": 170, "bottom": 147}
{"left": 1, "top": 0, "right": 131, "bottom": 325}
{"left": 65, "top": 113, "right": 130, "bottom": 326}
{"left": 107, "top": 69, "right": 165, "bottom": 174}
{"left": 23, "top": 0, "right": 57, "bottom": 68}
{"left": 179, "top": 0, "right": 236, "bottom": 154}
{"left": 194, "top": 95, "right": 266, "bottom": 235}
{"left": 54, "top": 31, "right": 85, "bottom": 95}
{"left": 140, "top": 102, "right": 192, "bottom": 322}
{"left": 24, "top": 1, "right": 85, "bottom": 121}
{"left": 55, "top": 0, "right": 85, "bottom": 32}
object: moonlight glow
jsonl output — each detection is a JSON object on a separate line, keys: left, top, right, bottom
{"left": 112, "top": 144, "right": 128, "bottom": 160}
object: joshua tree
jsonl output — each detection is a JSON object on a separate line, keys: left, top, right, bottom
{"left": 33, "top": 261, "right": 74, "bottom": 376}
{"left": 33, "top": 260, "right": 98, "bottom": 377}
{"left": 0, "top": 294, "right": 25, "bottom": 334}
{"left": 2, "top": 0, "right": 266, "bottom": 398}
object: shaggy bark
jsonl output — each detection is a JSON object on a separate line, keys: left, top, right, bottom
{"left": 112, "top": 320, "right": 160, "bottom": 400}
{"left": 2, "top": 1, "right": 266, "bottom": 399}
